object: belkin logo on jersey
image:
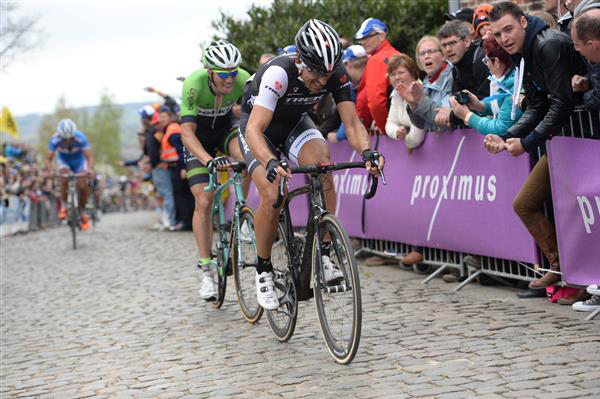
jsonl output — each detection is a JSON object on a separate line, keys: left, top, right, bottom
{"left": 196, "top": 105, "right": 233, "bottom": 117}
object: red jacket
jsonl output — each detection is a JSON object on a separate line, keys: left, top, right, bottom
{"left": 355, "top": 75, "right": 370, "bottom": 128}
{"left": 362, "top": 40, "right": 400, "bottom": 132}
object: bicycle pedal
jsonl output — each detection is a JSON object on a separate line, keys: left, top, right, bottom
{"left": 326, "top": 277, "right": 345, "bottom": 286}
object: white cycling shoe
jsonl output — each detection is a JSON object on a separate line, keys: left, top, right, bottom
{"left": 199, "top": 273, "right": 217, "bottom": 301}
{"left": 256, "top": 271, "right": 280, "bottom": 310}
{"left": 322, "top": 255, "right": 344, "bottom": 283}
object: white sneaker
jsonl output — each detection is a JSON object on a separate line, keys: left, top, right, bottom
{"left": 587, "top": 285, "right": 600, "bottom": 296}
{"left": 572, "top": 295, "right": 600, "bottom": 312}
{"left": 240, "top": 221, "right": 252, "bottom": 243}
{"left": 322, "top": 255, "right": 344, "bottom": 283}
{"left": 255, "top": 272, "right": 279, "bottom": 310}
{"left": 199, "top": 273, "right": 217, "bottom": 301}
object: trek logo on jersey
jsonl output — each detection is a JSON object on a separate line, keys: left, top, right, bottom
{"left": 275, "top": 81, "right": 283, "bottom": 90}
{"left": 263, "top": 84, "right": 282, "bottom": 98}
{"left": 283, "top": 94, "right": 325, "bottom": 105}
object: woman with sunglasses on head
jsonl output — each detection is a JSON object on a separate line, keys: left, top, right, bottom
{"left": 180, "top": 39, "right": 251, "bottom": 301}
{"left": 449, "top": 36, "right": 523, "bottom": 136}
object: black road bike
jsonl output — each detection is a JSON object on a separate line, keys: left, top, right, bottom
{"left": 267, "top": 161, "right": 381, "bottom": 364}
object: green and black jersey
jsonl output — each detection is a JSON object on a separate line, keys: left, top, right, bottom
{"left": 180, "top": 67, "right": 250, "bottom": 133}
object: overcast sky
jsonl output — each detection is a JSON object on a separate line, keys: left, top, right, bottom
{"left": 1, "top": 0, "right": 273, "bottom": 116}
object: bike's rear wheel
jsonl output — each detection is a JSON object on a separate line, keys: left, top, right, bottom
{"left": 232, "top": 207, "right": 263, "bottom": 323}
{"left": 210, "top": 209, "right": 227, "bottom": 309}
{"left": 312, "top": 213, "right": 361, "bottom": 364}
{"left": 266, "top": 220, "right": 297, "bottom": 342}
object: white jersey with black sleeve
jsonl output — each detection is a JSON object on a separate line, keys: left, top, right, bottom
{"left": 240, "top": 54, "right": 353, "bottom": 144}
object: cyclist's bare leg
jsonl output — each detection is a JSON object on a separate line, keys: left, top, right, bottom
{"left": 297, "top": 139, "right": 336, "bottom": 214}
{"left": 251, "top": 165, "right": 282, "bottom": 259}
{"left": 228, "top": 137, "right": 250, "bottom": 199}
{"left": 95, "top": 179, "right": 103, "bottom": 207}
{"left": 58, "top": 167, "right": 69, "bottom": 207}
{"left": 76, "top": 175, "right": 90, "bottom": 213}
{"left": 190, "top": 183, "right": 214, "bottom": 259}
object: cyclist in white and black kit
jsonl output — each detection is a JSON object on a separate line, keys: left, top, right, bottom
{"left": 238, "top": 19, "right": 385, "bottom": 310}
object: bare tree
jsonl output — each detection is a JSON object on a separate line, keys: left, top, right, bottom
{"left": 1, "top": 2, "right": 43, "bottom": 70}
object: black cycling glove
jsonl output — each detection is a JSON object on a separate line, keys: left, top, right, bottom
{"left": 208, "top": 156, "right": 229, "bottom": 170}
{"left": 266, "top": 159, "right": 288, "bottom": 183}
{"left": 361, "top": 149, "right": 382, "bottom": 166}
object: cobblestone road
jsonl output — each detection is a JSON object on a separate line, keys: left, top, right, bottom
{"left": 2, "top": 212, "right": 599, "bottom": 399}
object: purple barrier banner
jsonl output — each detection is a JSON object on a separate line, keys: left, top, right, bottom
{"left": 329, "top": 130, "right": 538, "bottom": 264}
{"left": 547, "top": 137, "right": 600, "bottom": 286}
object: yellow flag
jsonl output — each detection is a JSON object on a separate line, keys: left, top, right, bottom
{"left": 1, "top": 107, "right": 19, "bottom": 139}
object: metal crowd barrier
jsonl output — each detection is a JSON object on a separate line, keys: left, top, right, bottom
{"left": 28, "top": 196, "right": 60, "bottom": 231}
{"left": 356, "top": 106, "right": 600, "bottom": 290}
{"left": 0, "top": 194, "right": 60, "bottom": 236}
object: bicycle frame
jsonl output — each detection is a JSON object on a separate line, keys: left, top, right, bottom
{"left": 279, "top": 175, "right": 329, "bottom": 301}
{"left": 67, "top": 174, "right": 79, "bottom": 214}
{"left": 276, "top": 161, "right": 380, "bottom": 301}
{"left": 205, "top": 164, "right": 250, "bottom": 276}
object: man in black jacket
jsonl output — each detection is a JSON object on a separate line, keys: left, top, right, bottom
{"left": 484, "top": 2, "right": 587, "bottom": 291}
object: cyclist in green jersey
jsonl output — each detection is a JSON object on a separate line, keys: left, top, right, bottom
{"left": 180, "top": 40, "right": 251, "bottom": 301}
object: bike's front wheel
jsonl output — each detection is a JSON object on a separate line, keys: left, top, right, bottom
{"left": 232, "top": 207, "right": 264, "bottom": 323}
{"left": 266, "top": 220, "right": 297, "bottom": 342}
{"left": 68, "top": 193, "right": 78, "bottom": 250}
{"left": 312, "top": 213, "right": 362, "bottom": 364}
{"left": 69, "top": 209, "right": 77, "bottom": 250}
{"left": 210, "top": 209, "right": 227, "bottom": 309}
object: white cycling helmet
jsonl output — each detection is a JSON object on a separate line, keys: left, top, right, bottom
{"left": 57, "top": 118, "right": 77, "bottom": 139}
{"left": 202, "top": 39, "right": 242, "bottom": 69}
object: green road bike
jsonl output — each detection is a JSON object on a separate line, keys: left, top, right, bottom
{"left": 204, "top": 162, "right": 263, "bottom": 323}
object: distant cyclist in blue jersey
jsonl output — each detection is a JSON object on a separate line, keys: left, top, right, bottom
{"left": 46, "top": 118, "right": 95, "bottom": 230}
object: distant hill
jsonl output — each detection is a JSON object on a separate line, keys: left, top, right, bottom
{"left": 13, "top": 102, "right": 153, "bottom": 159}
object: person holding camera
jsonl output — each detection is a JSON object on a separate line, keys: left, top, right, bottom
{"left": 435, "top": 20, "right": 490, "bottom": 128}
{"left": 449, "top": 36, "right": 523, "bottom": 135}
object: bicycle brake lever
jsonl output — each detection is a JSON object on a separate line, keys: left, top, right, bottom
{"left": 273, "top": 176, "right": 286, "bottom": 209}
{"left": 379, "top": 167, "right": 387, "bottom": 185}
{"left": 371, "top": 158, "right": 386, "bottom": 186}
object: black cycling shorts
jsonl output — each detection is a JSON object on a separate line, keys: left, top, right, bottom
{"left": 238, "top": 112, "right": 325, "bottom": 176}
{"left": 184, "top": 120, "right": 239, "bottom": 187}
